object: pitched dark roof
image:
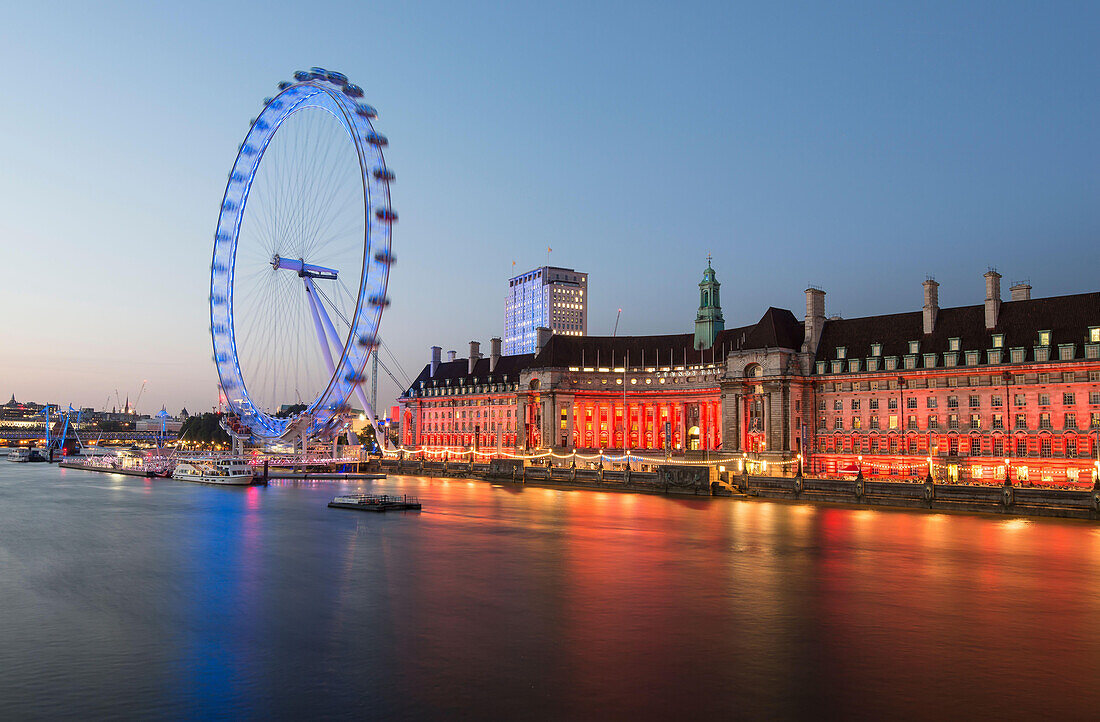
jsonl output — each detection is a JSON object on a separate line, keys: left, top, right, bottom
{"left": 814, "top": 292, "right": 1100, "bottom": 365}
{"left": 531, "top": 307, "right": 805, "bottom": 369}
{"left": 403, "top": 353, "right": 535, "bottom": 397}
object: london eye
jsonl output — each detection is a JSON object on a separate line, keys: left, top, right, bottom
{"left": 209, "top": 68, "right": 395, "bottom": 445}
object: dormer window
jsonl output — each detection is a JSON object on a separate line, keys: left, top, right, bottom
{"left": 1038, "top": 330, "right": 1051, "bottom": 347}
{"left": 948, "top": 338, "right": 960, "bottom": 352}
{"left": 908, "top": 341, "right": 920, "bottom": 354}
{"left": 1090, "top": 327, "right": 1100, "bottom": 343}
{"left": 992, "top": 334, "right": 1004, "bottom": 348}
{"left": 837, "top": 347, "right": 847, "bottom": 359}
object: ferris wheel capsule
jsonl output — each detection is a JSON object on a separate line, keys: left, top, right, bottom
{"left": 293, "top": 70, "right": 311, "bottom": 82}
{"left": 372, "top": 167, "right": 395, "bottom": 181}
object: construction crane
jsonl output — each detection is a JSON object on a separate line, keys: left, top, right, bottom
{"left": 612, "top": 308, "right": 622, "bottom": 336}
{"left": 133, "top": 380, "right": 147, "bottom": 414}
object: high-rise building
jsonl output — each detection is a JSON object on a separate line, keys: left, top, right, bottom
{"left": 503, "top": 266, "right": 587, "bottom": 354}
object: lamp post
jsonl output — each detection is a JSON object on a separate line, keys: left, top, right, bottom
{"left": 857, "top": 454, "right": 864, "bottom": 480}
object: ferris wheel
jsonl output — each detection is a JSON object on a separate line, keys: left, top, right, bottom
{"left": 209, "top": 68, "right": 395, "bottom": 443}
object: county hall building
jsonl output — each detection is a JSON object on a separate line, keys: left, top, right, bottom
{"left": 399, "top": 263, "right": 1100, "bottom": 484}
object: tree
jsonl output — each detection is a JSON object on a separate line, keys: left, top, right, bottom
{"left": 179, "top": 413, "right": 231, "bottom": 445}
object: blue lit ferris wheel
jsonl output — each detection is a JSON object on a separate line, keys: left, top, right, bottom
{"left": 210, "top": 68, "right": 395, "bottom": 443}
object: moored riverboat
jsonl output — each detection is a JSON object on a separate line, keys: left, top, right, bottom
{"left": 172, "top": 457, "right": 254, "bottom": 485}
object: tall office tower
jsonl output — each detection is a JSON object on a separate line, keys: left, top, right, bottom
{"left": 503, "top": 266, "right": 588, "bottom": 354}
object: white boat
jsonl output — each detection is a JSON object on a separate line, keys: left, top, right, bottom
{"left": 7, "top": 448, "right": 46, "bottom": 463}
{"left": 172, "top": 457, "right": 254, "bottom": 485}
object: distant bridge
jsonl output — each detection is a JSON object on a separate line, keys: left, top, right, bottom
{"left": 0, "top": 430, "right": 178, "bottom": 441}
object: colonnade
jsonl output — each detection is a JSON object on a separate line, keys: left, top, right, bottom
{"left": 550, "top": 397, "right": 723, "bottom": 451}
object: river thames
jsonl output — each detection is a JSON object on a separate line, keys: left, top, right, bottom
{"left": 2, "top": 462, "right": 1100, "bottom": 719}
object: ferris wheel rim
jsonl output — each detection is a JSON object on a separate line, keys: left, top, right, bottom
{"left": 209, "top": 71, "right": 393, "bottom": 441}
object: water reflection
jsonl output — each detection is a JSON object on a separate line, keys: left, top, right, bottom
{"left": 1, "top": 463, "right": 1099, "bottom": 718}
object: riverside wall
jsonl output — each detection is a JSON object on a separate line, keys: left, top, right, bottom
{"left": 379, "top": 458, "right": 1100, "bottom": 520}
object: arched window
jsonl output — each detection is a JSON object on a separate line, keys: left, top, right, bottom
{"left": 702, "top": 290, "right": 709, "bottom": 306}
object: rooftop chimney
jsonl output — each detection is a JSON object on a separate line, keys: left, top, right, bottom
{"left": 984, "top": 269, "right": 1002, "bottom": 330}
{"left": 468, "top": 341, "right": 480, "bottom": 375}
{"left": 1010, "top": 281, "right": 1032, "bottom": 301}
{"left": 922, "top": 278, "right": 939, "bottom": 335}
{"left": 535, "top": 326, "right": 553, "bottom": 355}
{"left": 447, "top": 350, "right": 457, "bottom": 362}
{"left": 802, "top": 287, "right": 826, "bottom": 355}
{"left": 490, "top": 337, "right": 502, "bottom": 373}
{"left": 430, "top": 346, "right": 442, "bottom": 377}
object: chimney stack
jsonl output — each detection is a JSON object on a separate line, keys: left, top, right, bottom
{"left": 922, "top": 278, "right": 939, "bottom": 335}
{"left": 1010, "top": 281, "right": 1032, "bottom": 301}
{"left": 536, "top": 327, "right": 553, "bottom": 355}
{"left": 984, "top": 269, "right": 1002, "bottom": 330}
{"left": 430, "top": 346, "right": 441, "bottom": 377}
{"left": 490, "top": 337, "right": 502, "bottom": 372}
{"left": 447, "top": 350, "right": 456, "bottom": 362}
{"left": 802, "top": 287, "right": 826, "bottom": 355}
{"left": 468, "top": 341, "right": 480, "bottom": 374}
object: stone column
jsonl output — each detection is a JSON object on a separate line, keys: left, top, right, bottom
{"left": 565, "top": 401, "right": 574, "bottom": 450}
{"left": 517, "top": 399, "right": 528, "bottom": 449}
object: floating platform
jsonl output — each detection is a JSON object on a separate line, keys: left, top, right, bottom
{"left": 327, "top": 494, "right": 421, "bottom": 512}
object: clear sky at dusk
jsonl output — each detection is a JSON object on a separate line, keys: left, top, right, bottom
{"left": 1, "top": 1, "right": 1097, "bottom": 414}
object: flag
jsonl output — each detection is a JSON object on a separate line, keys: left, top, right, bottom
{"left": 547, "top": 246, "right": 552, "bottom": 253}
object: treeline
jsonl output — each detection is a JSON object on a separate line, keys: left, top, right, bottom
{"left": 179, "top": 413, "right": 231, "bottom": 444}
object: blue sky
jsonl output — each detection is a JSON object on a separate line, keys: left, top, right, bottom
{"left": 1, "top": 1, "right": 1097, "bottom": 414}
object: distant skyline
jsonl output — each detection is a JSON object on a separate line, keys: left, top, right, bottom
{"left": 1, "top": 1, "right": 1098, "bottom": 414}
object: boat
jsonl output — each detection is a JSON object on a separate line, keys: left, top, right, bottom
{"left": 328, "top": 494, "right": 421, "bottom": 512}
{"left": 7, "top": 448, "right": 47, "bottom": 463}
{"left": 172, "top": 457, "right": 254, "bottom": 485}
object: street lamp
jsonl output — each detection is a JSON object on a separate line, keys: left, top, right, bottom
{"left": 857, "top": 454, "right": 864, "bottom": 480}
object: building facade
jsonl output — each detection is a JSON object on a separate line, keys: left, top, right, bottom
{"left": 503, "top": 266, "right": 588, "bottom": 354}
{"left": 402, "top": 265, "right": 1100, "bottom": 484}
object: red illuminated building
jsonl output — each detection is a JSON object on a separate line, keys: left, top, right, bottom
{"left": 399, "top": 264, "right": 1100, "bottom": 484}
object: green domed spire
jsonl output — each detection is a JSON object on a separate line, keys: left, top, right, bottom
{"left": 694, "top": 255, "right": 724, "bottom": 350}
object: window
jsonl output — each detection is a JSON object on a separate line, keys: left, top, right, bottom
{"left": 991, "top": 395, "right": 1002, "bottom": 407}
{"left": 1040, "top": 438, "right": 1052, "bottom": 458}
{"left": 969, "top": 395, "right": 980, "bottom": 408}
{"left": 885, "top": 357, "right": 898, "bottom": 371}
{"left": 992, "top": 413, "right": 1004, "bottom": 429}
{"left": 1014, "top": 394, "right": 1025, "bottom": 406}
{"left": 1091, "top": 392, "right": 1100, "bottom": 405}
{"left": 948, "top": 338, "right": 960, "bottom": 351}
{"left": 1059, "top": 345, "right": 1075, "bottom": 361}
{"left": 1035, "top": 347, "right": 1050, "bottom": 363}
{"left": 888, "top": 398, "right": 898, "bottom": 410}
{"left": 1091, "top": 327, "right": 1100, "bottom": 343}
{"left": 1039, "top": 394, "right": 1050, "bottom": 406}
{"left": 993, "top": 438, "right": 1005, "bottom": 456}
{"left": 1038, "top": 372, "right": 1049, "bottom": 384}
{"left": 1010, "top": 348, "right": 1025, "bottom": 363}
{"left": 1038, "top": 330, "right": 1051, "bottom": 346}
{"left": 908, "top": 415, "right": 918, "bottom": 430}
{"left": 1065, "top": 413, "right": 1077, "bottom": 429}
{"left": 866, "top": 358, "right": 879, "bottom": 372}
{"left": 837, "top": 347, "right": 846, "bottom": 359}
{"left": 848, "top": 359, "right": 860, "bottom": 373}
{"left": 970, "top": 414, "right": 981, "bottom": 429}
{"left": 1092, "top": 371, "right": 1100, "bottom": 382}
{"left": 992, "top": 334, "right": 1004, "bottom": 348}
{"left": 851, "top": 399, "right": 860, "bottom": 410}
{"left": 909, "top": 341, "right": 920, "bottom": 354}
{"left": 1092, "top": 412, "right": 1100, "bottom": 429}
{"left": 1015, "top": 414, "right": 1027, "bottom": 429}
{"left": 928, "top": 415, "right": 938, "bottom": 429}
{"left": 948, "top": 377, "right": 960, "bottom": 388}
{"left": 871, "top": 343, "right": 882, "bottom": 356}
{"left": 834, "top": 400, "right": 843, "bottom": 411}
{"left": 889, "top": 415, "right": 899, "bottom": 429}
{"left": 966, "top": 351, "right": 980, "bottom": 365}
{"left": 870, "top": 415, "right": 880, "bottom": 429}
{"left": 1064, "top": 393, "right": 1076, "bottom": 405}
{"left": 947, "top": 396, "right": 959, "bottom": 408}
{"left": 1062, "top": 372, "right": 1075, "bottom": 383}
{"left": 905, "top": 397, "right": 916, "bottom": 409}
{"left": 948, "top": 414, "right": 959, "bottom": 429}
{"left": 1088, "top": 345, "right": 1100, "bottom": 360}
{"left": 831, "top": 361, "right": 843, "bottom": 374}
{"left": 988, "top": 349, "right": 1003, "bottom": 365}
{"left": 834, "top": 417, "right": 843, "bottom": 430}
{"left": 904, "top": 356, "right": 916, "bottom": 370}
{"left": 852, "top": 417, "right": 862, "bottom": 429}
{"left": 1039, "top": 413, "right": 1052, "bottom": 429}
{"left": 818, "top": 399, "right": 826, "bottom": 410}
{"left": 870, "top": 399, "right": 880, "bottom": 410}
{"left": 816, "top": 361, "right": 826, "bottom": 374}
{"left": 924, "top": 353, "right": 937, "bottom": 368}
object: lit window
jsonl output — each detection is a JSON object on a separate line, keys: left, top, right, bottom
{"left": 1091, "top": 327, "right": 1100, "bottom": 343}
{"left": 992, "top": 334, "right": 1004, "bottom": 348}
{"left": 948, "top": 338, "right": 960, "bottom": 351}
{"left": 1038, "top": 330, "right": 1051, "bottom": 346}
